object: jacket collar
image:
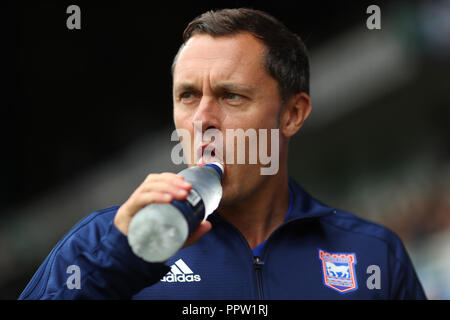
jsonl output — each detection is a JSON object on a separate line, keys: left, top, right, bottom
{"left": 284, "top": 177, "right": 335, "bottom": 223}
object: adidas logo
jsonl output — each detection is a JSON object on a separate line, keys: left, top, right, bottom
{"left": 161, "top": 259, "right": 201, "bottom": 283}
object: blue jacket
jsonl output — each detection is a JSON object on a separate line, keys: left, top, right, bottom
{"left": 18, "top": 178, "right": 426, "bottom": 299}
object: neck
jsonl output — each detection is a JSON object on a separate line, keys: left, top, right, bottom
{"left": 217, "top": 166, "right": 290, "bottom": 250}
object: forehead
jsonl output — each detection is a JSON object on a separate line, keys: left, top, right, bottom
{"left": 173, "top": 32, "right": 268, "bottom": 85}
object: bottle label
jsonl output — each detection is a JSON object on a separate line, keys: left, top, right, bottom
{"left": 171, "top": 188, "right": 205, "bottom": 234}
{"left": 186, "top": 189, "right": 201, "bottom": 206}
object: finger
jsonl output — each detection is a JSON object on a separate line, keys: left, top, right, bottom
{"left": 126, "top": 191, "right": 174, "bottom": 215}
{"left": 138, "top": 181, "right": 191, "bottom": 200}
{"left": 143, "top": 172, "right": 186, "bottom": 185}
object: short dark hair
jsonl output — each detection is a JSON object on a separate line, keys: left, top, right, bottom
{"left": 172, "top": 8, "right": 310, "bottom": 102}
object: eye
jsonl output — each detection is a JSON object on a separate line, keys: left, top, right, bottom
{"left": 181, "top": 92, "right": 193, "bottom": 99}
{"left": 223, "top": 92, "right": 245, "bottom": 106}
{"left": 179, "top": 92, "right": 197, "bottom": 104}
{"left": 226, "top": 93, "right": 239, "bottom": 100}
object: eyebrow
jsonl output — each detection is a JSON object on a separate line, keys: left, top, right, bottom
{"left": 173, "top": 83, "right": 197, "bottom": 94}
{"left": 216, "top": 83, "right": 255, "bottom": 95}
{"left": 173, "top": 82, "right": 256, "bottom": 96}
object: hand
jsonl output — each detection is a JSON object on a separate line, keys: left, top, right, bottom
{"left": 114, "top": 172, "right": 212, "bottom": 248}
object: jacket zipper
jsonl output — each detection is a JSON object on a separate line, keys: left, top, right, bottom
{"left": 208, "top": 210, "right": 334, "bottom": 299}
{"left": 248, "top": 212, "right": 334, "bottom": 300}
{"left": 253, "top": 256, "right": 264, "bottom": 300}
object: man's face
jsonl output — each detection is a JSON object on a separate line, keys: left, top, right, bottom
{"left": 172, "top": 32, "right": 282, "bottom": 205}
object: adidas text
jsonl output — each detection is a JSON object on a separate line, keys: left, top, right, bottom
{"left": 161, "top": 274, "right": 201, "bottom": 282}
{"left": 161, "top": 258, "right": 201, "bottom": 282}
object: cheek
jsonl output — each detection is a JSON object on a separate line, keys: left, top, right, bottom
{"left": 220, "top": 163, "right": 265, "bottom": 204}
{"left": 174, "top": 108, "right": 196, "bottom": 137}
{"left": 260, "top": 107, "right": 282, "bottom": 129}
{"left": 173, "top": 108, "right": 186, "bottom": 127}
{"left": 239, "top": 104, "right": 280, "bottom": 130}
{"left": 173, "top": 110, "right": 195, "bottom": 163}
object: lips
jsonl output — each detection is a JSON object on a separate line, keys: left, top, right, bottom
{"left": 197, "top": 143, "right": 223, "bottom": 166}
{"left": 202, "top": 144, "right": 216, "bottom": 156}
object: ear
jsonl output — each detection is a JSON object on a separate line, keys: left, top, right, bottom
{"left": 280, "top": 92, "right": 312, "bottom": 138}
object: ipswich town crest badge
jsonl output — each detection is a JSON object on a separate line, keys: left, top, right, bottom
{"left": 318, "top": 249, "right": 358, "bottom": 293}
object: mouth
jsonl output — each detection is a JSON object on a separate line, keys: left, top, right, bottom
{"left": 197, "top": 143, "right": 223, "bottom": 166}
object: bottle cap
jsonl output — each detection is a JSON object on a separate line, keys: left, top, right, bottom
{"left": 204, "top": 162, "right": 224, "bottom": 180}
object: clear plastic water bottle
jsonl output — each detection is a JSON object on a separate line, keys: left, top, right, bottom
{"left": 127, "top": 163, "right": 224, "bottom": 263}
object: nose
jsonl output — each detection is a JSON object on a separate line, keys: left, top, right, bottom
{"left": 192, "top": 95, "right": 221, "bottom": 133}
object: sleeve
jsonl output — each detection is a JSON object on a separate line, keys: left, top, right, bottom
{"left": 18, "top": 209, "right": 171, "bottom": 300}
{"left": 388, "top": 235, "right": 427, "bottom": 300}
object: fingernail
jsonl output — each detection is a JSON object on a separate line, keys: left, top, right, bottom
{"left": 163, "top": 193, "right": 172, "bottom": 201}
{"left": 176, "top": 180, "right": 191, "bottom": 188}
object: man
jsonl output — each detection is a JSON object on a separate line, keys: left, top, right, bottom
{"left": 19, "top": 8, "right": 426, "bottom": 299}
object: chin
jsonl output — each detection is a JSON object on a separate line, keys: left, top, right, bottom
{"left": 218, "top": 182, "right": 249, "bottom": 208}
{"left": 217, "top": 189, "right": 233, "bottom": 207}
